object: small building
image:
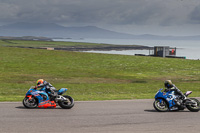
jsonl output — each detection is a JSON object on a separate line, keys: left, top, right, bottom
{"left": 135, "top": 46, "right": 185, "bottom": 59}
{"left": 47, "top": 47, "right": 54, "bottom": 50}
{"left": 153, "top": 46, "right": 176, "bottom": 57}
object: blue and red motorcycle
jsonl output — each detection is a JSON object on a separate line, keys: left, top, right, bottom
{"left": 23, "top": 86, "right": 74, "bottom": 109}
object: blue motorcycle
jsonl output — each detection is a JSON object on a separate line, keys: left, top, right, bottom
{"left": 23, "top": 86, "right": 74, "bottom": 109}
{"left": 153, "top": 88, "right": 200, "bottom": 112}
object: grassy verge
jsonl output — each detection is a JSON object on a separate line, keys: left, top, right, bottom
{"left": 0, "top": 41, "right": 200, "bottom": 101}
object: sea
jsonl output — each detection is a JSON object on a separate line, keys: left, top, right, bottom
{"left": 53, "top": 38, "right": 200, "bottom": 60}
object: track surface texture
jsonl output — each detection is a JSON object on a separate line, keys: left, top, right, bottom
{"left": 0, "top": 99, "right": 200, "bottom": 133}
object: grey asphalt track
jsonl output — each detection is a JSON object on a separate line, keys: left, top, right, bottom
{"left": 0, "top": 99, "right": 200, "bottom": 133}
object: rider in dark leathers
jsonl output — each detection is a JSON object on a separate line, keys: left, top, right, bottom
{"left": 35, "top": 79, "right": 57, "bottom": 98}
{"left": 164, "top": 80, "right": 186, "bottom": 101}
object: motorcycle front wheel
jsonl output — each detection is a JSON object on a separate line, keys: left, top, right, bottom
{"left": 58, "top": 95, "right": 74, "bottom": 109}
{"left": 186, "top": 98, "right": 200, "bottom": 112}
{"left": 153, "top": 99, "right": 169, "bottom": 112}
{"left": 23, "top": 97, "right": 38, "bottom": 108}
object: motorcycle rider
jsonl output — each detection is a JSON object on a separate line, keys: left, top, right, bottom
{"left": 34, "top": 79, "right": 57, "bottom": 98}
{"left": 164, "top": 80, "right": 186, "bottom": 105}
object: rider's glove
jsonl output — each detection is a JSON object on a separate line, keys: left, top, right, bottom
{"left": 34, "top": 86, "right": 37, "bottom": 89}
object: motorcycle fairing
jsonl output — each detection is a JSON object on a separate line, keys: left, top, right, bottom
{"left": 155, "top": 89, "right": 177, "bottom": 108}
{"left": 38, "top": 100, "right": 56, "bottom": 108}
{"left": 25, "top": 88, "right": 56, "bottom": 108}
{"left": 185, "top": 91, "right": 192, "bottom": 97}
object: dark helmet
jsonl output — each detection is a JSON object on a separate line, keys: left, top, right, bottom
{"left": 164, "top": 80, "right": 173, "bottom": 88}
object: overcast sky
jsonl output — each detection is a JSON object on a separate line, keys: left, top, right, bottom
{"left": 0, "top": 0, "right": 200, "bottom": 36}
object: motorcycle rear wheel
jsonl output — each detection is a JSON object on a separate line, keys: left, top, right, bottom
{"left": 23, "top": 97, "right": 38, "bottom": 108}
{"left": 58, "top": 95, "right": 74, "bottom": 109}
{"left": 153, "top": 99, "right": 169, "bottom": 112}
{"left": 186, "top": 98, "right": 200, "bottom": 112}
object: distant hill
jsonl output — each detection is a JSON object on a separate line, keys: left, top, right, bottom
{"left": 0, "top": 22, "right": 200, "bottom": 40}
{"left": 0, "top": 22, "right": 136, "bottom": 39}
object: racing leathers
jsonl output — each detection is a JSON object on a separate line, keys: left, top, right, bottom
{"left": 35, "top": 81, "right": 57, "bottom": 97}
{"left": 165, "top": 84, "right": 186, "bottom": 100}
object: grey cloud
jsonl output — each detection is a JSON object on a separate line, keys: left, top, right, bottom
{"left": 0, "top": 0, "right": 200, "bottom": 27}
{"left": 190, "top": 5, "right": 200, "bottom": 24}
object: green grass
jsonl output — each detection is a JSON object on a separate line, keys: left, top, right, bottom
{"left": 0, "top": 40, "right": 200, "bottom": 101}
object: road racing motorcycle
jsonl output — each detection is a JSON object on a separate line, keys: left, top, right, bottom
{"left": 23, "top": 86, "right": 74, "bottom": 109}
{"left": 153, "top": 88, "right": 200, "bottom": 112}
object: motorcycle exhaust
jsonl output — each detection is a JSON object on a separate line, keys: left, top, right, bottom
{"left": 55, "top": 95, "right": 67, "bottom": 101}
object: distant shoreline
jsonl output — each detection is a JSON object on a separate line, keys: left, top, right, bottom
{"left": 0, "top": 36, "right": 53, "bottom": 41}
{"left": 0, "top": 36, "right": 153, "bottom": 51}
{"left": 5, "top": 45, "right": 152, "bottom": 51}
{"left": 53, "top": 45, "right": 152, "bottom": 51}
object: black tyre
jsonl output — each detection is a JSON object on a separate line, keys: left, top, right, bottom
{"left": 58, "top": 95, "right": 74, "bottom": 109}
{"left": 153, "top": 99, "right": 169, "bottom": 112}
{"left": 186, "top": 98, "right": 200, "bottom": 112}
{"left": 23, "top": 97, "right": 38, "bottom": 108}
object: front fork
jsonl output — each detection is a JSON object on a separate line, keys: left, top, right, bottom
{"left": 158, "top": 99, "right": 165, "bottom": 106}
